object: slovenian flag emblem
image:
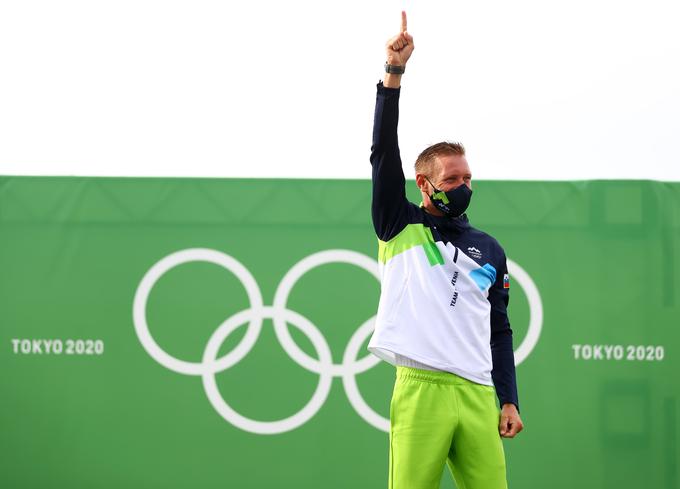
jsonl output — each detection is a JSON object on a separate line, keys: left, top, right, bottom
{"left": 503, "top": 273, "right": 510, "bottom": 289}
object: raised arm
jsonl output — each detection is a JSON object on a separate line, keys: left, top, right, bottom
{"left": 371, "top": 12, "right": 415, "bottom": 241}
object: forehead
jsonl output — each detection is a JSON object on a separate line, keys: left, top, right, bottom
{"left": 433, "top": 154, "right": 471, "bottom": 178}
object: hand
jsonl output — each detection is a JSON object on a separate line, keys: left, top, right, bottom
{"left": 499, "top": 403, "right": 524, "bottom": 438}
{"left": 385, "top": 11, "right": 414, "bottom": 67}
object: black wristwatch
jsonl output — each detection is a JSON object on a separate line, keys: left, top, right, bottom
{"left": 384, "top": 63, "right": 405, "bottom": 75}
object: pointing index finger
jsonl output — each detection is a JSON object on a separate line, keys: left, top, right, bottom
{"left": 401, "top": 11, "right": 407, "bottom": 33}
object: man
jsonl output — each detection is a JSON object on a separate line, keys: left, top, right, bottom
{"left": 367, "top": 12, "right": 524, "bottom": 489}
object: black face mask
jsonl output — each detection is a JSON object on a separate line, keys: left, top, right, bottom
{"left": 426, "top": 178, "right": 473, "bottom": 217}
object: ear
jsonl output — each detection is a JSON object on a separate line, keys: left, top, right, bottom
{"left": 415, "top": 173, "right": 429, "bottom": 194}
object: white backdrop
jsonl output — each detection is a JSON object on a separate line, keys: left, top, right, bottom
{"left": 1, "top": 0, "right": 678, "bottom": 180}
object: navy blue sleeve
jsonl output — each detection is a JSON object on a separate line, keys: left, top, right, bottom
{"left": 489, "top": 250, "right": 520, "bottom": 411}
{"left": 370, "top": 82, "right": 410, "bottom": 241}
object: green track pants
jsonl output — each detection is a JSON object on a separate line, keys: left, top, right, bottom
{"left": 389, "top": 367, "right": 508, "bottom": 489}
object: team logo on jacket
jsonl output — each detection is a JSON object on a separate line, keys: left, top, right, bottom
{"left": 467, "top": 247, "right": 482, "bottom": 259}
{"left": 503, "top": 273, "right": 510, "bottom": 289}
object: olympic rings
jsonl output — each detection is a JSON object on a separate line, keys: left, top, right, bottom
{"left": 201, "top": 307, "right": 334, "bottom": 434}
{"left": 133, "top": 248, "right": 542, "bottom": 435}
{"left": 507, "top": 259, "right": 543, "bottom": 366}
{"left": 133, "top": 248, "right": 265, "bottom": 376}
{"left": 272, "top": 250, "right": 382, "bottom": 377}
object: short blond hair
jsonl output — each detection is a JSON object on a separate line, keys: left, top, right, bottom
{"left": 415, "top": 141, "right": 466, "bottom": 177}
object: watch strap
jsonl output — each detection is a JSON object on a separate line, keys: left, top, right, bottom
{"left": 384, "top": 63, "right": 405, "bottom": 75}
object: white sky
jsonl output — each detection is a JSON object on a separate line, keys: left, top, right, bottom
{"left": 1, "top": 0, "right": 679, "bottom": 180}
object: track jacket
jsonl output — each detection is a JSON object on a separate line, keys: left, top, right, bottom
{"left": 366, "top": 82, "right": 519, "bottom": 409}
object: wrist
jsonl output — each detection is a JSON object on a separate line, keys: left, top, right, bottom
{"left": 383, "top": 73, "right": 402, "bottom": 89}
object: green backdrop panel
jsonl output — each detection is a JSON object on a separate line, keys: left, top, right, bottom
{"left": 0, "top": 177, "right": 677, "bottom": 489}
